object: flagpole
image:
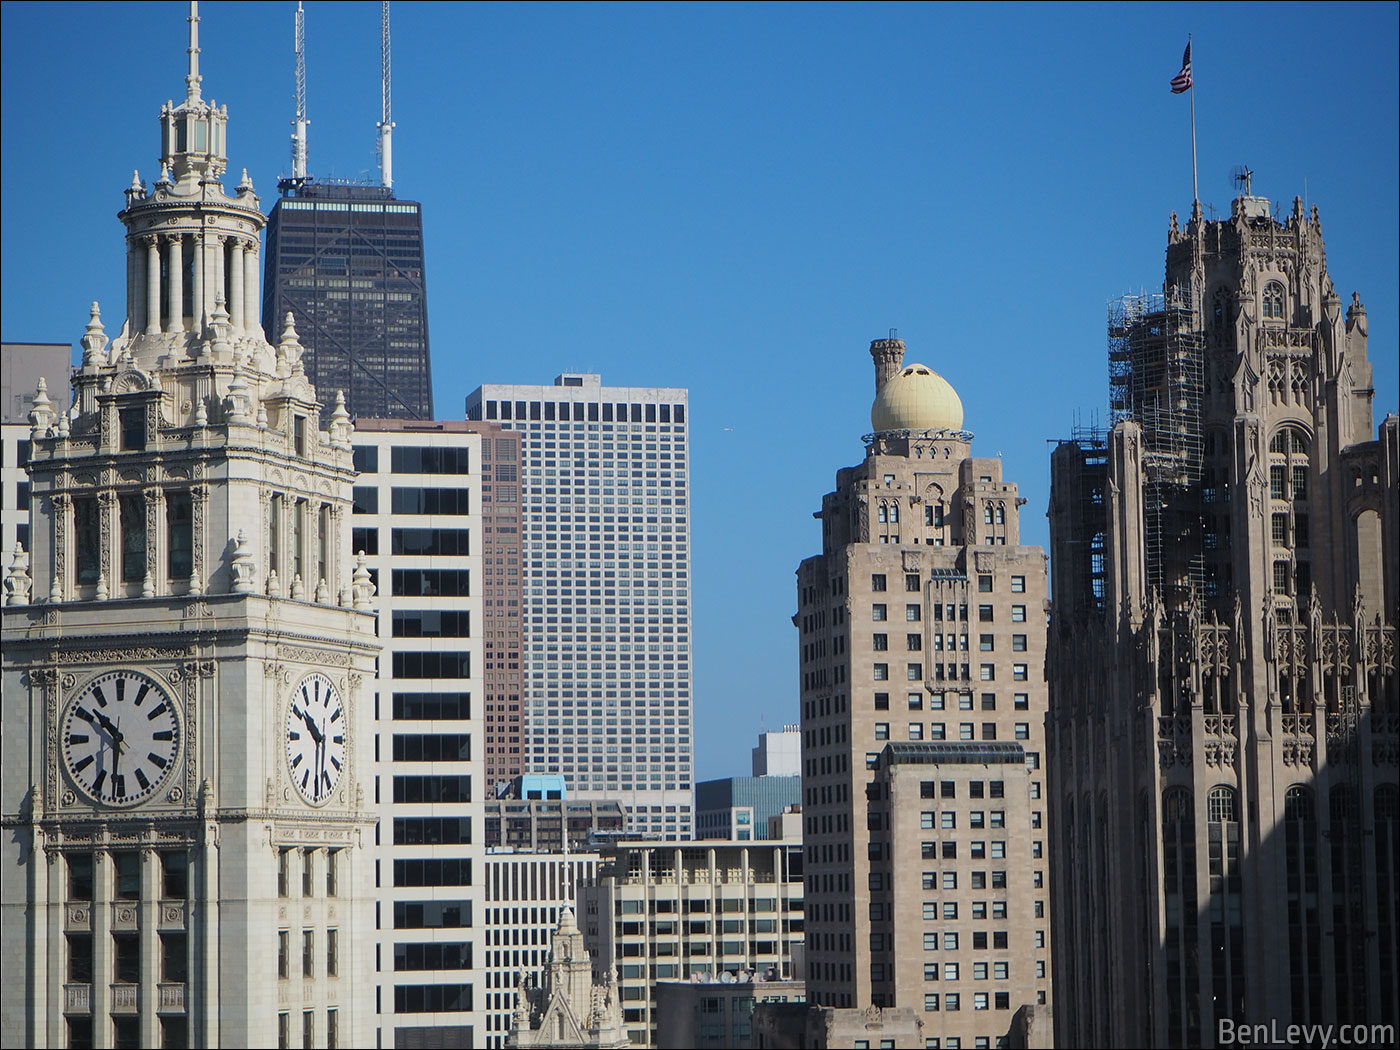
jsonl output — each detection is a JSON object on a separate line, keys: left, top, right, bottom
{"left": 1188, "top": 34, "right": 1198, "bottom": 204}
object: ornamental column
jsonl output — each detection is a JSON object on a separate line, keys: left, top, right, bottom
{"left": 190, "top": 229, "right": 204, "bottom": 336}
{"left": 228, "top": 240, "right": 246, "bottom": 334}
{"left": 243, "top": 242, "right": 261, "bottom": 334}
{"left": 168, "top": 234, "right": 184, "bottom": 334}
{"left": 212, "top": 236, "right": 226, "bottom": 318}
{"left": 145, "top": 236, "right": 162, "bottom": 334}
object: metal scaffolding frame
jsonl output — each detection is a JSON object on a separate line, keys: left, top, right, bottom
{"left": 1108, "top": 287, "right": 1206, "bottom": 605}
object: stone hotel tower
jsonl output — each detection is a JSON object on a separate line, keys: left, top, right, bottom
{"left": 1, "top": 6, "right": 379, "bottom": 1047}
{"left": 796, "top": 340, "right": 1052, "bottom": 1046}
{"left": 1048, "top": 189, "right": 1399, "bottom": 1046}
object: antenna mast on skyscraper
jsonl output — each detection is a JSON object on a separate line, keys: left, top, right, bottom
{"left": 378, "top": 0, "right": 394, "bottom": 189}
{"left": 291, "top": 1, "right": 308, "bottom": 181}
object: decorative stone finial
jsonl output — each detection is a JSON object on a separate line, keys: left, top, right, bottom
{"left": 4, "top": 544, "right": 31, "bottom": 606}
{"left": 255, "top": 397, "right": 269, "bottom": 427}
{"left": 277, "top": 312, "right": 304, "bottom": 375}
{"left": 81, "top": 302, "right": 110, "bottom": 367}
{"left": 315, "top": 577, "right": 330, "bottom": 604}
{"left": 238, "top": 168, "right": 254, "bottom": 194}
{"left": 352, "top": 553, "right": 375, "bottom": 610}
{"left": 95, "top": 572, "right": 109, "bottom": 601}
{"left": 290, "top": 573, "right": 305, "bottom": 600}
{"left": 225, "top": 365, "right": 252, "bottom": 425}
{"left": 193, "top": 394, "right": 209, "bottom": 427}
{"left": 230, "top": 530, "right": 257, "bottom": 594}
{"left": 266, "top": 568, "right": 281, "bottom": 598}
{"left": 158, "top": 162, "right": 173, "bottom": 187}
{"left": 141, "top": 570, "right": 155, "bottom": 599}
{"left": 28, "top": 377, "right": 55, "bottom": 438}
{"left": 210, "top": 296, "right": 232, "bottom": 354}
{"left": 328, "top": 390, "right": 353, "bottom": 448}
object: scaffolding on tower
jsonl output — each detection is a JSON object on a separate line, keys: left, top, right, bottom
{"left": 1108, "top": 286, "right": 1206, "bottom": 608}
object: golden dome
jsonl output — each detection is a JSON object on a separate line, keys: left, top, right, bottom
{"left": 870, "top": 363, "right": 964, "bottom": 432}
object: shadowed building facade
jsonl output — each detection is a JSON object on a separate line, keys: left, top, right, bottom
{"left": 1047, "top": 189, "right": 1399, "bottom": 1046}
{"left": 262, "top": 181, "right": 433, "bottom": 421}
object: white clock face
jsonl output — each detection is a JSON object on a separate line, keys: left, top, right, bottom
{"left": 285, "top": 672, "right": 346, "bottom": 805}
{"left": 62, "top": 670, "right": 180, "bottom": 806}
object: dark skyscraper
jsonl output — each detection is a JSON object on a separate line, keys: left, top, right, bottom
{"left": 261, "top": 181, "right": 433, "bottom": 419}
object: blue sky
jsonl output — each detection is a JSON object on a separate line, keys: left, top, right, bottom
{"left": 3, "top": 1, "right": 1396, "bottom": 781}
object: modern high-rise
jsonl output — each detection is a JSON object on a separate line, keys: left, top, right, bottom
{"left": 466, "top": 375, "right": 693, "bottom": 839}
{"left": 349, "top": 419, "right": 489, "bottom": 1047}
{"left": 1047, "top": 188, "right": 1399, "bottom": 1046}
{"left": 2, "top": 8, "right": 381, "bottom": 1047}
{"left": 262, "top": 181, "right": 434, "bottom": 420}
{"left": 795, "top": 339, "right": 1052, "bottom": 1043}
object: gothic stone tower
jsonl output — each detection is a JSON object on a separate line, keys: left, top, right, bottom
{"left": 0, "top": 6, "right": 380, "bottom": 1047}
{"left": 1048, "top": 191, "right": 1399, "bottom": 1047}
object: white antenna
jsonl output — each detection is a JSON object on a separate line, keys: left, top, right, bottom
{"left": 291, "top": 2, "right": 308, "bottom": 180}
{"left": 186, "top": 1, "right": 202, "bottom": 103}
{"left": 378, "top": 0, "right": 394, "bottom": 189}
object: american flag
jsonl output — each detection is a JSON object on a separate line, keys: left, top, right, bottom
{"left": 1171, "top": 41, "right": 1193, "bottom": 94}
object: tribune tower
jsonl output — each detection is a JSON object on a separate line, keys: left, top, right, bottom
{"left": 1, "top": 5, "right": 380, "bottom": 1046}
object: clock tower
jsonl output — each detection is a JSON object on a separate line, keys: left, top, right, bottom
{"left": 0, "top": 5, "right": 379, "bottom": 1048}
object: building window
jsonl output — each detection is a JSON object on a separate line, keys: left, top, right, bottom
{"left": 1011, "top": 605, "right": 1026, "bottom": 622}
{"left": 75, "top": 498, "right": 100, "bottom": 585}
{"left": 980, "top": 665, "right": 995, "bottom": 681}
{"left": 1013, "top": 664, "right": 1028, "bottom": 681}
{"left": 1015, "top": 723, "right": 1030, "bottom": 739}
{"left": 120, "top": 494, "right": 145, "bottom": 582}
{"left": 167, "top": 491, "right": 193, "bottom": 578}
{"left": 326, "top": 929, "right": 338, "bottom": 977}
{"left": 1012, "top": 634, "right": 1027, "bottom": 651}
{"left": 872, "top": 604, "right": 887, "bottom": 621}
{"left": 303, "top": 930, "right": 315, "bottom": 977}
{"left": 1010, "top": 576, "right": 1025, "bottom": 593}
{"left": 873, "top": 633, "right": 888, "bottom": 651}
{"left": 979, "top": 634, "right": 994, "bottom": 651}
{"left": 909, "top": 722, "right": 924, "bottom": 740}
{"left": 906, "top": 604, "right": 921, "bottom": 622}
{"left": 874, "top": 664, "right": 889, "bottom": 681}
{"left": 908, "top": 663, "right": 923, "bottom": 681}
{"left": 120, "top": 407, "right": 146, "bottom": 451}
{"left": 872, "top": 574, "right": 887, "bottom": 592}
{"left": 1263, "top": 281, "right": 1285, "bottom": 320}
{"left": 978, "top": 574, "right": 993, "bottom": 592}
{"left": 875, "top": 723, "right": 890, "bottom": 741}
{"left": 907, "top": 633, "right": 922, "bottom": 651}
{"left": 1274, "top": 561, "right": 1290, "bottom": 595}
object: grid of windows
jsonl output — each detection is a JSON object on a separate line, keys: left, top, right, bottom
{"left": 467, "top": 379, "right": 693, "bottom": 837}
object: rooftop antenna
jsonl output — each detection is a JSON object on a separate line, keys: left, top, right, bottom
{"left": 290, "top": 2, "right": 309, "bottom": 181}
{"left": 378, "top": 0, "right": 394, "bottom": 189}
{"left": 1232, "top": 164, "right": 1253, "bottom": 197}
{"left": 186, "top": 1, "right": 203, "bottom": 103}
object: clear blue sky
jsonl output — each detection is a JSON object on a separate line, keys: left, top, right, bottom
{"left": 4, "top": 1, "right": 1396, "bottom": 781}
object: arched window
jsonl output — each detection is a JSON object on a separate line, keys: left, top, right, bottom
{"left": 1263, "top": 282, "right": 1286, "bottom": 320}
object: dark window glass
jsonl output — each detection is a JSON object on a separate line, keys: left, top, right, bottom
{"left": 352, "top": 445, "right": 379, "bottom": 472}
{"left": 351, "top": 527, "right": 379, "bottom": 556}
{"left": 114, "top": 852, "right": 141, "bottom": 900}
{"left": 162, "top": 931, "right": 188, "bottom": 982}
{"left": 120, "top": 494, "right": 146, "bottom": 582}
{"left": 167, "top": 491, "right": 193, "bottom": 577}
{"left": 393, "top": 776, "right": 472, "bottom": 804}
{"left": 120, "top": 408, "right": 146, "bottom": 451}
{"left": 391, "top": 528, "right": 470, "bottom": 557}
{"left": 391, "top": 651, "right": 472, "bottom": 679}
{"left": 393, "top": 900, "right": 472, "bottom": 929}
{"left": 391, "top": 447, "right": 471, "bottom": 475}
{"left": 113, "top": 932, "right": 140, "bottom": 983}
{"left": 393, "top": 984, "right": 472, "bottom": 1013}
{"left": 392, "top": 693, "right": 471, "bottom": 720}
{"left": 394, "top": 942, "right": 472, "bottom": 971}
{"left": 393, "top": 858, "right": 473, "bottom": 887}
{"left": 391, "top": 569, "right": 471, "bottom": 598}
{"left": 392, "top": 734, "right": 472, "bottom": 762}
{"left": 75, "top": 498, "right": 99, "bottom": 584}
{"left": 393, "top": 817, "right": 472, "bottom": 845}
{"left": 391, "top": 487, "right": 471, "bottom": 515}
{"left": 352, "top": 487, "right": 379, "bottom": 514}
{"left": 162, "top": 851, "right": 189, "bottom": 899}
